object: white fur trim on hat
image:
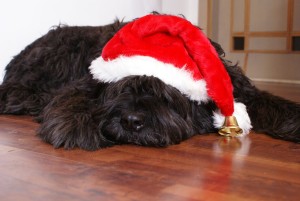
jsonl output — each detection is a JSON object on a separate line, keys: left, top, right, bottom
{"left": 213, "top": 102, "right": 252, "bottom": 135}
{"left": 89, "top": 55, "right": 209, "bottom": 103}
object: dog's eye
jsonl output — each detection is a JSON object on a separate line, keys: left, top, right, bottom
{"left": 122, "top": 86, "right": 133, "bottom": 93}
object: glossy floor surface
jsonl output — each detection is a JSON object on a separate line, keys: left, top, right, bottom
{"left": 0, "top": 82, "right": 299, "bottom": 201}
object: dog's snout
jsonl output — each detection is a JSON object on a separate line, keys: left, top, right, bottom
{"left": 121, "top": 112, "right": 145, "bottom": 131}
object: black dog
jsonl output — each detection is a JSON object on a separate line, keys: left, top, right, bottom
{"left": 0, "top": 15, "right": 299, "bottom": 150}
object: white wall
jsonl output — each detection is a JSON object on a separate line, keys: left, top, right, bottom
{"left": 0, "top": 0, "right": 200, "bottom": 83}
{"left": 162, "top": 0, "right": 199, "bottom": 25}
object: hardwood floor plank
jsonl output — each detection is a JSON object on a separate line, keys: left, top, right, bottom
{"left": 254, "top": 81, "right": 300, "bottom": 103}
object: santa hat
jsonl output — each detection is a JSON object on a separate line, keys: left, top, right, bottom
{"left": 89, "top": 14, "right": 252, "bottom": 136}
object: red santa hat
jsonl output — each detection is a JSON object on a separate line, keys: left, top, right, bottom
{"left": 89, "top": 14, "right": 252, "bottom": 136}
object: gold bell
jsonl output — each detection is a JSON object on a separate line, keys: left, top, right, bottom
{"left": 218, "top": 116, "right": 243, "bottom": 137}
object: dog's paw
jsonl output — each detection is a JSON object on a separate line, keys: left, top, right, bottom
{"left": 277, "top": 126, "right": 300, "bottom": 143}
{"left": 37, "top": 112, "right": 114, "bottom": 150}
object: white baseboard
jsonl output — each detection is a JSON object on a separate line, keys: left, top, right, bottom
{"left": 251, "top": 78, "right": 300, "bottom": 85}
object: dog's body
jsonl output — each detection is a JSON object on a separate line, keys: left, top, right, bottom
{"left": 0, "top": 18, "right": 299, "bottom": 150}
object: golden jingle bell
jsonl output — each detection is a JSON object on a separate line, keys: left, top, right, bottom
{"left": 218, "top": 116, "right": 243, "bottom": 137}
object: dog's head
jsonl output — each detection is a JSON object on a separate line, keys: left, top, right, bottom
{"left": 93, "top": 75, "right": 217, "bottom": 147}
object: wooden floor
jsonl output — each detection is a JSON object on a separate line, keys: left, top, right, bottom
{"left": 0, "top": 82, "right": 299, "bottom": 201}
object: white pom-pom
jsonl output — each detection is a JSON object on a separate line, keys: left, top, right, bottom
{"left": 213, "top": 102, "right": 252, "bottom": 136}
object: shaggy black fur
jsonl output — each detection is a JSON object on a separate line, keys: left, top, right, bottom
{"left": 0, "top": 17, "right": 299, "bottom": 150}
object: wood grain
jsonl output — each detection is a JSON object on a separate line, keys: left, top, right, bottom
{"left": 0, "top": 83, "right": 299, "bottom": 201}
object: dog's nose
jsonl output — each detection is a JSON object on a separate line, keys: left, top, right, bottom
{"left": 121, "top": 112, "right": 145, "bottom": 131}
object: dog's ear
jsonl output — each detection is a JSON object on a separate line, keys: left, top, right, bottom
{"left": 37, "top": 77, "right": 114, "bottom": 150}
{"left": 38, "top": 108, "right": 114, "bottom": 150}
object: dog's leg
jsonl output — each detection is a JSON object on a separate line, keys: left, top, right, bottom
{"left": 226, "top": 64, "right": 300, "bottom": 142}
{"left": 37, "top": 77, "right": 114, "bottom": 150}
{"left": 247, "top": 90, "right": 300, "bottom": 142}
